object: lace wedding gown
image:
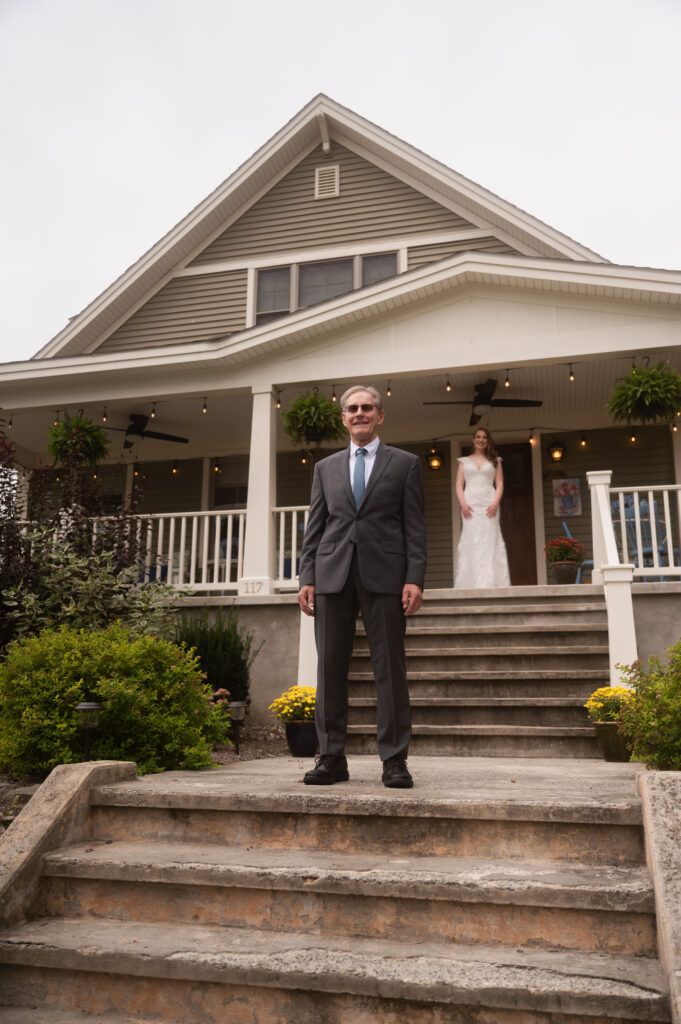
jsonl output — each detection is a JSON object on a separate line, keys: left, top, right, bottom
{"left": 454, "top": 456, "right": 511, "bottom": 588}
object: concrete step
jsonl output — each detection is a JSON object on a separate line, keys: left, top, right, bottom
{"left": 349, "top": 669, "right": 610, "bottom": 699}
{"left": 355, "top": 624, "right": 608, "bottom": 651}
{"left": 345, "top": 724, "right": 601, "bottom": 758}
{"left": 86, "top": 760, "right": 646, "bottom": 866}
{"left": 351, "top": 646, "right": 610, "bottom": 673}
{"left": 414, "top": 602, "right": 608, "bottom": 628}
{"left": 350, "top": 696, "right": 592, "bottom": 727}
{"left": 37, "top": 840, "right": 657, "bottom": 957}
{"left": 0, "top": 918, "right": 669, "bottom": 1023}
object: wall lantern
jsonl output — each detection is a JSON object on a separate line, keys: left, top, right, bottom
{"left": 426, "top": 445, "right": 443, "bottom": 471}
{"left": 548, "top": 444, "right": 565, "bottom": 463}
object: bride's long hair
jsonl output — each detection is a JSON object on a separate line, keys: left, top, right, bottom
{"left": 470, "top": 427, "right": 499, "bottom": 467}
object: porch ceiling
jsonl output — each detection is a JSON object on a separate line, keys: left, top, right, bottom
{"left": 8, "top": 350, "right": 681, "bottom": 467}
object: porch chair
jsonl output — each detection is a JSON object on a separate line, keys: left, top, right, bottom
{"left": 561, "top": 522, "right": 593, "bottom": 584}
{"left": 610, "top": 497, "right": 679, "bottom": 577}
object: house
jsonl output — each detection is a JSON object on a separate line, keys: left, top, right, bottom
{"left": 2, "top": 95, "right": 680, "bottom": 708}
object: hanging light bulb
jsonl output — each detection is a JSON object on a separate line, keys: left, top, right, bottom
{"left": 580, "top": 436, "right": 587, "bottom": 448}
{"left": 150, "top": 403, "right": 157, "bottom": 419}
{"left": 331, "top": 386, "right": 337, "bottom": 403}
{"left": 673, "top": 422, "right": 678, "bottom": 433}
{"left": 504, "top": 370, "right": 510, "bottom": 388}
{"left": 53, "top": 410, "right": 60, "bottom": 426}
{"left": 528, "top": 430, "right": 535, "bottom": 446}
{"left": 102, "top": 406, "right": 108, "bottom": 423}
{"left": 172, "top": 460, "right": 178, "bottom": 475}
{"left": 133, "top": 461, "right": 139, "bottom": 478}
{"left": 630, "top": 431, "right": 637, "bottom": 443}
{"left": 386, "top": 380, "right": 392, "bottom": 398}
{"left": 7, "top": 413, "right": 13, "bottom": 429}
{"left": 213, "top": 462, "right": 221, "bottom": 473}
{"left": 92, "top": 466, "right": 98, "bottom": 480}
{"left": 202, "top": 397, "right": 207, "bottom": 415}
{"left": 568, "top": 364, "right": 575, "bottom": 383}
{"left": 275, "top": 391, "right": 281, "bottom": 409}
{"left": 445, "top": 379, "right": 452, "bottom": 392}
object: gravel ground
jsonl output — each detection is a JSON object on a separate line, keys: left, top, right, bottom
{"left": 0, "top": 724, "right": 292, "bottom": 837}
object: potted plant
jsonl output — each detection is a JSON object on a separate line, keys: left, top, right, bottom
{"left": 607, "top": 361, "right": 681, "bottom": 425}
{"left": 268, "top": 685, "right": 318, "bottom": 757}
{"left": 584, "top": 686, "right": 633, "bottom": 762}
{"left": 545, "top": 536, "right": 586, "bottom": 585}
{"left": 281, "top": 388, "right": 346, "bottom": 447}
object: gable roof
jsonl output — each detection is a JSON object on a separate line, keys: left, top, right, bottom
{"left": 34, "top": 94, "right": 606, "bottom": 361}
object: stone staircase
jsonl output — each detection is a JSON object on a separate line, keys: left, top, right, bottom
{"left": 347, "top": 585, "right": 609, "bottom": 757}
{"left": 0, "top": 757, "right": 671, "bottom": 1023}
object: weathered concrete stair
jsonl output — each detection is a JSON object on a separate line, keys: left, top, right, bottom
{"left": 0, "top": 757, "right": 670, "bottom": 1022}
{"left": 347, "top": 585, "right": 609, "bottom": 756}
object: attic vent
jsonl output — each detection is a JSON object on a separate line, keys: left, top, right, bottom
{"left": 315, "top": 164, "right": 340, "bottom": 199}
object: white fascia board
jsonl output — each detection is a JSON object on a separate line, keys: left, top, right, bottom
{"left": 6, "top": 254, "right": 681, "bottom": 395}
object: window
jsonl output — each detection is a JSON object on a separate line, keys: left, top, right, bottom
{"left": 255, "top": 251, "right": 397, "bottom": 324}
{"left": 299, "top": 260, "right": 353, "bottom": 309}
{"left": 362, "top": 252, "right": 398, "bottom": 287}
{"left": 256, "top": 266, "right": 290, "bottom": 324}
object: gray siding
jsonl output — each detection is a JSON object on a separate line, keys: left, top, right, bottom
{"left": 192, "top": 144, "right": 474, "bottom": 264}
{"left": 407, "top": 236, "right": 519, "bottom": 269}
{"left": 134, "top": 459, "right": 204, "bottom": 515}
{"left": 542, "top": 426, "right": 675, "bottom": 576}
{"left": 100, "top": 270, "right": 248, "bottom": 352}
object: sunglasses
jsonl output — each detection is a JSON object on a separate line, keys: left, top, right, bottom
{"left": 345, "top": 404, "right": 376, "bottom": 413}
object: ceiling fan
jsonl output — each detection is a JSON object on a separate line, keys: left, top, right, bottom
{"left": 106, "top": 414, "right": 190, "bottom": 449}
{"left": 423, "top": 378, "right": 542, "bottom": 426}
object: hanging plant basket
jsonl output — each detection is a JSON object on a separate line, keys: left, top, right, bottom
{"left": 607, "top": 362, "right": 681, "bottom": 425}
{"left": 47, "top": 413, "right": 110, "bottom": 468}
{"left": 281, "top": 388, "right": 346, "bottom": 447}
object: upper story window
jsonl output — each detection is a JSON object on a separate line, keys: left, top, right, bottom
{"left": 255, "top": 251, "right": 397, "bottom": 325}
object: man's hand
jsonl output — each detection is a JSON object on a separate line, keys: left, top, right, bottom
{"left": 298, "top": 585, "right": 315, "bottom": 616}
{"left": 402, "top": 584, "right": 423, "bottom": 616}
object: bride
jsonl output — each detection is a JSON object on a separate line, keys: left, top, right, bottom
{"left": 454, "top": 427, "right": 511, "bottom": 588}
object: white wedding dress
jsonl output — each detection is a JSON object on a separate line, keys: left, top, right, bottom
{"left": 454, "top": 456, "right": 511, "bottom": 588}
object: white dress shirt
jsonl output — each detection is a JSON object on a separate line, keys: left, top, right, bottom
{"left": 349, "top": 436, "right": 380, "bottom": 491}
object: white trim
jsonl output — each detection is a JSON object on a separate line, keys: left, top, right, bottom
{"left": 175, "top": 229, "right": 495, "bottom": 277}
{"left": 246, "top": 266, "right": 257, "bottom": 328}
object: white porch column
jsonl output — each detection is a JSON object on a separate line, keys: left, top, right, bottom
{"left": 672, "top": 425, "right": 681, "bottom": 485}
{"left": 587, "top": 470, "right": 613, "bottom": 585}
{"left": 297, "top": 611, "right": 318, "bottom": 687}
{"left": 239, "top": 386, "right": 277, "bottom": 596}
{"left": 602, "top": 563, "right": 638, "bottom": 685}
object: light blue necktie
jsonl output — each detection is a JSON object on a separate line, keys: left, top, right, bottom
{"left": 353, "top": 448, "right": 366, "bottom": 508}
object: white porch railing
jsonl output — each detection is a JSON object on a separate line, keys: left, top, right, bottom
{"left": 129, "top": 510, "right": 247, "bottom": 591}
{"left": 587, "top": 472, "right": 681, "bottom": 686}
{"left": 273, "top": 505, "right": 310, "bottom": 590}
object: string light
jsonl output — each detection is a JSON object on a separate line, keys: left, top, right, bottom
{"left": 275, "top": 391, "right": 281, "bottom": 409}
{"left": 150, "top": 403, "right": 157, "bottom": 419}
{"left": 528, "top": 430, "right": 535, "bottom": 446}
{"left": 504, "top": 370, "right": 510, "bottom": 388}
{"left": 568, "top": 364, "right": 575, "bottom": 383}
{"left": 386, "top": 380, "right": 392, "bottom": 398}
{"left": 133, "top": 461, "right": 139, "bottom": 478}
{"left": 202, "top": 398, "right": 207, "bottom": 415}
{"left": 331, "top": 386, "right": 337, "bottom": 403}
{"left": 580, "top": 436, "right": 587, "bottom": 448}
{"left": 630, "top": 431, "right": 637, "bottom": 443}
{"left": 213, "top": 462, "right": 221, "bottom": 473}
{"left": 445, "top": 379, "right": 452, "bottom": 393}
{"left": 172, "top": 460, "right": 178, "bottom": 475}
{"left": 7, "top": 414, "right": 13, "bottom": 430}
{"left": 673, "top": 422, "right": 678, "bottom": 433}
{"left": 102, "top": 406, "right": 108, "bottom": 423}
{"left": 92, "top": 467, "right": 98, "bottom": 480}
{"left": 53, "top": 411, "right": 60, "bottom": 426}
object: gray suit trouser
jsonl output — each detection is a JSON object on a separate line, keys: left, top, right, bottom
{"left": 314, "top": 551, "right": 411, "bottom": 761}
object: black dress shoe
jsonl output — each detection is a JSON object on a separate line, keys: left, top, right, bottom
{"left": 303, "top": 754, "right": 349, "bottom": 785}
{"left": 382, "top": 755, "right": 413, "bottom": 789}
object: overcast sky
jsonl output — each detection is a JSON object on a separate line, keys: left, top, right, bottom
{"left": 1, "top": 0, "right": 679, "bottom": 366}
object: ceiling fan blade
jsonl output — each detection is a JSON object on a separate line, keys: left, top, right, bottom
{"left": 489, "top": 398, "right": 543, "bottom": 408}
{"left": 141, "top": 430, "right": 189, "bottom": 444}
{"left": 474, "top": 378, "right": 498, "bottom": 402}
{"left": 422, "top": 401, "right": 472, "bottom": 405}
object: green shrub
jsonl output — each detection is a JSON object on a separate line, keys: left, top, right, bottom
{"left": 0, "top": 624, "right": 231, "bottom": 776}
{"left": 175, "top": 606, "right": 260, "bottom": 706}
{"left": 2, "top": 531, "right": 179, "bottom": 646}
{"left": 619, "top": 640, "right": 681, "bottom": 770}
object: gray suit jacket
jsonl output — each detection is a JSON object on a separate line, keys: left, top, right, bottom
{"left": 298, "top": 442, "right": 427, "bottom": 595}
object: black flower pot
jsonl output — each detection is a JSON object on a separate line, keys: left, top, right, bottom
{"left": 552, "top": 561, "right": 580, "bottom": 585}
{"left": 285, "top": 721, "right": 318, "bottom": 757}
{"left": 594, "top": 722, "right": 631, "bottom": 762}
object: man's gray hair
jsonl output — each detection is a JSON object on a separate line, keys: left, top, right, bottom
{"left": 340, "top": 385, "right": 383, "bottom": 412}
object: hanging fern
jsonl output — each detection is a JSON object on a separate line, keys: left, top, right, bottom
{"left": 607, "top": 362, "right": 681, "bottom": 425}
{"left": 281, "top": 389, "right": 345, "bottom": 446}
{"left": 47, "top": 413, "right": 110, "bottom": 467}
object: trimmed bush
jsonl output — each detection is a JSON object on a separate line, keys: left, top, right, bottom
{"left": 0, "top": 624, "right": 231, "bottom": 776}
{"left": 175, "top": 607, "right": 260, "bottom": 706}
{"left": 619, "top": 640, "right": 681, "bottom": 770}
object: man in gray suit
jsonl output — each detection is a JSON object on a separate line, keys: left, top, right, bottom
{"left": 297, "top": 385, "right": 426, "bottom": 788}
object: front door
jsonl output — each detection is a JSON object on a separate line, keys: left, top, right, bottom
{"left": 497, "top": 442, "right": 537, "bottom": 586}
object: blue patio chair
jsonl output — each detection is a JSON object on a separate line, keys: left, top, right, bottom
{"left": 611, "top": 497, "right": 679, "bottom": 576}
{"left": 561, "top": 522, "right": 593, "bottom": 584}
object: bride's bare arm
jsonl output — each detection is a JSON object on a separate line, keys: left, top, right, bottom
{"left": 456, "top": 462, "right": 473, "bottom": 518}
{"left": 486, "top": 461, "right": 504, "bottom": 517}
